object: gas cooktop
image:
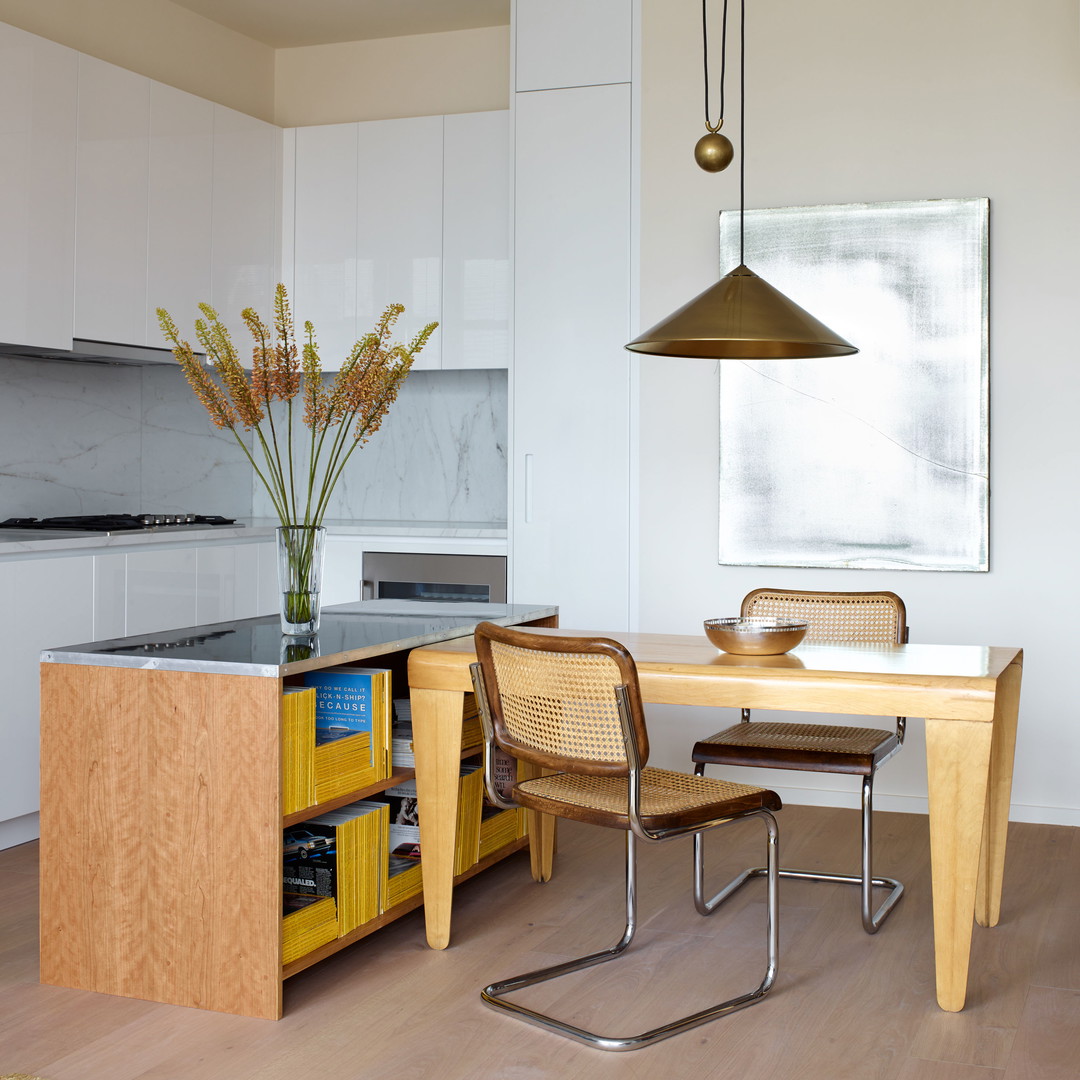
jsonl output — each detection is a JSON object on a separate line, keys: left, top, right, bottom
{"left": 0, "top": 514, "right": 239, "bottom": 533}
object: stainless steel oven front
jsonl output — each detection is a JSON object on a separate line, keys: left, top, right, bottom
{"left": 361, "top": 551, "right": 507, "bottom": 604}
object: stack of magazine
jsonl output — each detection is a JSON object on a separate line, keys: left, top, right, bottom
{"left": 282, "top": 894, "right": 338, "bottom": 965}
{"left": 283, "top": 800, "right": 389, "bottom": 937}
{"left": 304, "top": 666, "right": 393, "bottom": 801}
{"left": 282, "top": 686, "right": 316, "bottom": 815}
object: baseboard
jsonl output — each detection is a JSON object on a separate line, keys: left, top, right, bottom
{"left": 0, "top": 812, "right": 40, "bottom": 850}
{"left": 769, "top": 784, "right": 1080, "bottom": 829}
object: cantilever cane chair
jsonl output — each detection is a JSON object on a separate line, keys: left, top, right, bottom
{"left": 470, "top": 621, "right": 782, "bottom": 1052}
{"left": 692, "top": 589, "right": 908, "bottom": 934}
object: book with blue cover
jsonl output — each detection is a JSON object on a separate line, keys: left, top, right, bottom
{"left": 304, "top": 663, "right": 389, "bottom": 748}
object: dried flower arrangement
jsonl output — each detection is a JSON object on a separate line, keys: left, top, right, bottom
{"left": 158, "top": 284, "right": 436, "bottom": 529}
{"left": 158, "top": 284, "right": 437, "bottom": 631}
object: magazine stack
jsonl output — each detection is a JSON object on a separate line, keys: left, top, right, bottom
{"left": 282, "top": 686, "right": 316, "bottom": 815}
{"left": 303, "top": 666, "right": 393, "bottom": 801}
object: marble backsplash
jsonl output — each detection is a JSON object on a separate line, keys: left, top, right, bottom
{"left": 0, "top": 356, "right": 507, "bottom": 524}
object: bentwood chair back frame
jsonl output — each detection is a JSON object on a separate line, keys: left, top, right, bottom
{"left": 692, "top": 589, "right": 908, "bottom": 934}
{"left": 470, "top": 621, "right": 782, "bottom": 1052}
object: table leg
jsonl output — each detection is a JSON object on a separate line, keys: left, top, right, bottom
{"left": 925, "top": 715, "right": 994, "bottom": 1012}
{"left": 521, "top": 761, "right": 556, "bottom": 882}
{"left": 412, "top": 686, "right": 464, "bottom": 950}
{"left": 976, "top": 658, "right": 1022, "bottom": 928}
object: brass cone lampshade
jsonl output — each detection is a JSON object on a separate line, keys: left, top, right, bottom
{"left": 626, "top": 264, "right": 858, "bottom": 359}
{"left": 627, "top": 0, "right": 858, "bottom": 361}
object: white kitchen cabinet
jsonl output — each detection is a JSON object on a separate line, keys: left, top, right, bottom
{"left": 95, "top": 540, "right": 277, "bottom": 639}
{"left": 515, "top": 0, "right": 633, "bottom": 92}
{"left": 322, "top": 536, "right": 364, "bottom": 605}
{"left": 196, "top": 541, "right": 277, "bottom": 624}
{"left": 75, "top": 88, "right": 278, "bottom": 358}
{"left": 74, "top": 55, "right": 150, "bottom": 346}
{"left": 0, "top": 24, "right": 78, "bottom": 350}
{"left": 511, "top": 82, "right": 633, "bottom": 629}
{"left": 93, "top": 552, "right": 127, "bottom": 639}
{"left": 289, "top": 111, "right": 507, "bottom": 371}
{"left": 145, "top": 82, "right": 214, "bottom": 346}
{"left": 355, "top": 115, "right": 443, "bottom": 370}
{"left": 0, "top": 555, "right": 94, "bottom": 830}
{"left": 292, "top": 122, "right": 360, "bottom": 367}
{"left": 125, "top": 546, "right": 199, "bottom": 636}
{"left": 211, "top": 105, "right": 282, "bottom": 349}
{"left": 442, "top": 111, "right": 509, "bottom": 370}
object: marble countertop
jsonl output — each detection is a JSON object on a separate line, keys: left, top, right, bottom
{"left": 41, "top": 599, "right": 556, "bottom": 678}
{"left": 0, "top": 519, "right": 508, "bottom": 557}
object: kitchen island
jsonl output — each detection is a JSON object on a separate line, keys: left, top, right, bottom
{"left": 38, "top": 599, "right": 557, "bottom": 1020}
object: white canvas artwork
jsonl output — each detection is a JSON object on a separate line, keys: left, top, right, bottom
{"left": 717, "top": 198, "right": 989, "bottom": 571}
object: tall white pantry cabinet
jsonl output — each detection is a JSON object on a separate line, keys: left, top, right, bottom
{"left": 509, "top": 0, "right": 636, "bottom": 629}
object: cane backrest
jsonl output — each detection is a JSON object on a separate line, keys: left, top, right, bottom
{"left": 741, "top": 589, "right": 907, "bottom": 646}
{"left": 473, "top": 622, "right": 649, "bottom": 777}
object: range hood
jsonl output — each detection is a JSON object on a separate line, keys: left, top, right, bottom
{"left": 0, "top": 338, "right": 200, "bottom": 366}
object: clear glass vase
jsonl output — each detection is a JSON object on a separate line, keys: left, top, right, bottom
{"left": 276, "top": 525, "right": 327, "bottom": 635}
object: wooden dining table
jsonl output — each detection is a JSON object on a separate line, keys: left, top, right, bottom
{"left": 407, "top": 627, "right": 1023, "bottom": 1013}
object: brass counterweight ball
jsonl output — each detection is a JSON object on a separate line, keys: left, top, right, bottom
{"left": 694, "top": 131, "right": 734, "bottom": 172}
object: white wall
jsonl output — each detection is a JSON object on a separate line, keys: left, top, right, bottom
{"left": 0, "top": 0, "right": 275, "bottom": 120}
{"left": 274, "top": 26, "right": 510, "bottom": 126}
{"left": 635, "top": 0, "right": 1080, "bottom": 825}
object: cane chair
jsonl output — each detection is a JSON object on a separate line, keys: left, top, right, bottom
{"left": 692, "top": 589, "right": 908, "bottom": 934}
{"left": 470, "top": 621, "right": 782, "bottom": 1052}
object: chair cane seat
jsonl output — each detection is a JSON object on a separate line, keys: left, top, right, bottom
{"left": 693, "top": 721, "right": 899, "bottom": 776}
{"left": 514, "top": 767, "right": 782, "bottom": 831}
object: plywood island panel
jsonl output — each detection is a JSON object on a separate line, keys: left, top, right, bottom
{"left": 39, "top": 664, "right": 285, "bottom": 1019}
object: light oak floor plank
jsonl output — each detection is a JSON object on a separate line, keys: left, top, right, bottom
{"left": 2, "top": 806, "right": 1077, "bottom": 1080}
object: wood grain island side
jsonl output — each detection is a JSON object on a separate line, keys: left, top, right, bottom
{"left": 37, "top": 601, "right": 557, "bottom": 1020}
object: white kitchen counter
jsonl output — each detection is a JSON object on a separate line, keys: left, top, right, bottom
{"left": 0, "top": 519, "right": 507, "bottom": 558}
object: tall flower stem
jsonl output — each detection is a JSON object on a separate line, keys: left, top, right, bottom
{"left": 158, "top": 285, "right": 437, "bottom": 632}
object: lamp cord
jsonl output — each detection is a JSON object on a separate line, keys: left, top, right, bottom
{"left": 703, "top": 0, "right": 729, "bottom": 133}
{"left": 739, "top": 0, "right": 745, "bottom": 265}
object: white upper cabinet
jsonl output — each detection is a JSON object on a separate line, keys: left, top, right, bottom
{"left": 0, "top": 24, "right": 78, "bottom": 350}
{"left": 74, "top": 55, "right": 150, "bottom": 346}
{"left": 515, "top": 0, "right": 633, "bottom": 91}
{"left": 289, "top": 110, "right": 508, "bottom": 371}
{"left": 146, "top": 82, "right": 214, "bottom": 348}
{"left": 76, "top": 55, "right": 277, "bottom": 354}
{"left": 292, "top": 122, "right": 360, "bottom": 368}
{"left": 211, "top": 104, "right": 282, "bottom": 351}
{"left": 442, "top": 111, "right": 509, "bottom": 370}
{"left": 356, "top": 115, "right": 443, "bottom": 370}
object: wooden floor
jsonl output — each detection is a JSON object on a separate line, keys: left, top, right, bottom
{"left": 2, "top": 804, "right": 1079, "bottom": 1079}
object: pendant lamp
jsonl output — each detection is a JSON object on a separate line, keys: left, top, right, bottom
{"left": 626, "top": 0, "right": 857, "bottom": 360}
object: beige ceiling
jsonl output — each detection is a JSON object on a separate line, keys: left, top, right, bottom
{"left": 168, "top": 0, "right": 510, "bottom": 48}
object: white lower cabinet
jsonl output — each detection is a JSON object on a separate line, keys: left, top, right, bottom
{"left": 0, "top": 556, "right": 95, "bottom": 829}
{"left": 96, "top": 539, "right": 278, "bottom": 639}
{"left": 196, "top": 541, "right": 277, "bottom": 625}
{"left": 322, "top": 536, "right": 364, "bottom": 605}
{"left": 125, "top": 546, "right": 199, "bottom": 636}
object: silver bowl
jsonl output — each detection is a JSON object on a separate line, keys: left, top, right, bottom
{"left": 704, "top": 616, "right": 809, "bottom": 655}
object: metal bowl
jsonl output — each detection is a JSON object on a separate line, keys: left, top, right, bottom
{"left": 703, "top": 616, "right": 809, "bottom": 655}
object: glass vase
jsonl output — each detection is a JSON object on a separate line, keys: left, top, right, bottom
{"left": 276, "top": 525, "right": 327, "bottom": 636}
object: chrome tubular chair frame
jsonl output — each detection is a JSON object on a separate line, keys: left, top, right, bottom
{"left": 692, "top": 588, "right": 908, "bottom": 934}
{"left": 694, "top": 764, "right": 901, "bottom": 932}
{"left": 469, "top": 625, "right": 782, "bottom": 1052}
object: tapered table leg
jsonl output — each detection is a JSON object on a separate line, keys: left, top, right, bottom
{"left": 412, "top": 686, "right": 465, "bottom": 950}
{"left": 521, "top": 761, "right": 557, "bottom": 882}
{"left": 976, "top": 657, "right": 1023, "bottom": 928}
{"left": 925, "top": 715, "right": 994, "bottom": 1011}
